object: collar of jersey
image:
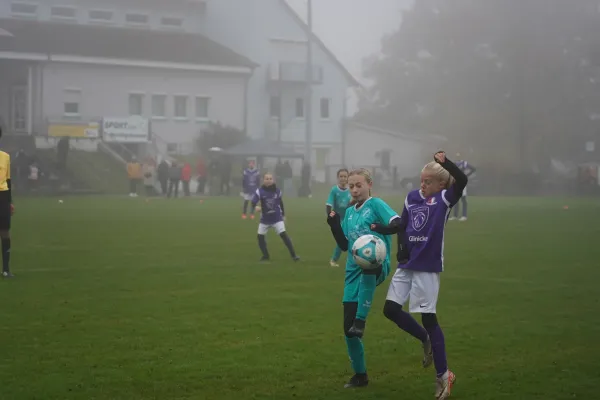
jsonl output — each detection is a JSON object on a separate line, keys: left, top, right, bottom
{"left": 354, "top": 197, "right": 373, "bottom": 211}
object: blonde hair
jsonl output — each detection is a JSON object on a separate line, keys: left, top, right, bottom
{"left": 422, "top": 162, "right": 455, "bottom": 188}
{"left": 349, "top": 168, "right": 373, "bottom": 195}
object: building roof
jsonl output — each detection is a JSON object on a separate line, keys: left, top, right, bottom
{"left": 280, "top": 0, "right": 361, "bottom": 87}
{"left": 347, "top": 121, "right": 448, "bottom": 144}
{"left": 0, "top": 18, "right": 257, "bottom": 69}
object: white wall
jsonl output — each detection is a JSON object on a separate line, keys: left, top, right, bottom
{"left": 199, "top": 0, "right": 351, "bottom": 147}
{"left": 41, "top": 62, "right": 247, "bottom": 150}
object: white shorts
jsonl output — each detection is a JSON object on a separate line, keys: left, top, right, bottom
{"left": 258, "top": 221, "right": 286, "bottom": 235}
{"left": 242, "top": 193, "right": 254, "bottom": 201}
{"left": 462, "top": 187, "right": 467, "bottom": 197}
{"left": 386, "top": 268, "right": 440, "bottom": 314}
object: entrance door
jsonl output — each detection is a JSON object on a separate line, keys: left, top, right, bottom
{"left": 10, "top": 86, "right": 27, "bottom": 132}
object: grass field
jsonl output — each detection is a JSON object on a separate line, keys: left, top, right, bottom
{"left": 1, "top": 194, "right": 599, "bottom": 400}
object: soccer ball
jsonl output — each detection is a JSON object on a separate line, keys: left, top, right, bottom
{"left": 351, "top": 234, "right": 387, "bottom": 270}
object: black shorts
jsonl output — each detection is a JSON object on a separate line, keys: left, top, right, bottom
{"left": 0, "top": 191, "right": 11, "bottom": 230}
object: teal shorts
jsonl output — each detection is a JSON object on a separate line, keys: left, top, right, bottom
{"left": 342, "top": 260, "right": 390, "bottom": 303}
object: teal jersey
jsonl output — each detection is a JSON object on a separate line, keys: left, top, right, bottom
{"left": 326, "top": 185, "right": 352, "bottom": 216}
{"left": 342, "top": 197, "right": 399, "bottom": 272}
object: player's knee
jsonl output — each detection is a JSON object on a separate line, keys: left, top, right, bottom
{"left": 421, "top": 313, "right": 438, "bottom": 330}
{"left": 383, "top": 300, "right": 402, "bottom": 321}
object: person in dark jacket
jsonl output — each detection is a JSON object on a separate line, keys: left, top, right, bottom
{"left": 157, "top": 160, "right": 169, "bottom": 195}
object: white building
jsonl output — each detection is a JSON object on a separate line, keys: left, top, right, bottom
{"left": 0, "top": 0, "right": 255, "bottom": 155}
{"left": 197, "top": 0, "right": 360, "bottom": 179}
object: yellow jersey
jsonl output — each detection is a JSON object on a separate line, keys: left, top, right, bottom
{"left": 0, "top": 151, "right": 10, "bottom": 191}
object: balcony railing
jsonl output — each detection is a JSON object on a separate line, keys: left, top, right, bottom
{"left": 267, "top": 62, "right": 324, "bottom": 84}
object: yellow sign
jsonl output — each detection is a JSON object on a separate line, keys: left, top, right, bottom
{"left": 48, "top": 123, "right": 99, "bottom": 138}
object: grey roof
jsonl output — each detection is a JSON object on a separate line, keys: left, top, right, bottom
{"left": 0, "top": 18, "right": 257, "bottom": 68}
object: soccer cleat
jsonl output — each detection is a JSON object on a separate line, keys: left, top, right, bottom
{"left": 259, "top": 257, "right": 270, "bottom": 263}
{"left": 435, "top": 370, "right": 456, "bottom": 400}
{"left": 330, "top": 260, "right": 339, "bottom": 267}
{"left": 2, "top": 271, "right": 14, "bottom": 278}
{"left": 344, "top": 373, "right": 369, "bottom": 388}
{"left": 250, "top": 214, "right": 255, "bottom": 220}
{"left": 422, "top": 336, "right": 433, "bottom": 368}
{"left": 292, "top": 256, "right": 300, "bottom": 262}
{"left": 448, "top": 217, "right": 456, "bottom": 221}
{"left": 347, "top": 319, "right": 366, "bottom": 338}
{"left": 459, "top": 217, "right": 467, "bottom": 222}
{"left": 242, "top": 214, "right": 247, "bottom": 219}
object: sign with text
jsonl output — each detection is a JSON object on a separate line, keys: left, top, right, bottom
{"left": 102, "top": 116, "right": 150, "bottom": 143}
{"left": 48, "top": 122, "right": 99, "bottom": 138}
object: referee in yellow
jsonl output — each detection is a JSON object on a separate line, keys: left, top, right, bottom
{"left": 0, "top": 126, "right": 14, "bottom": 278}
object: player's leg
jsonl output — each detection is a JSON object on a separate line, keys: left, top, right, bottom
{"left": 330, "top": 246, "right": 342, "bottom": 267}
{"left": 342, "top": 277, "right": 368, "bottom": 388}
{"left": 275, "top": 222, "right": 299, "bottom": 261}
{"left": 242, "top": 194, "right": 249, "bottom": 218}
{"left": 410, "top": 272, "right": 455, "bottom": 399}
{"left": 459, "top": 196, "right": 468, "bottom": 221}
{"left": 0, "top": 198, "right": 12, "bottom": 278}
{"left": 384, "top": 268, "right": 431, "bottom": 366}
{"left": 257, "top": 224, "right": 270, "bottom": 261}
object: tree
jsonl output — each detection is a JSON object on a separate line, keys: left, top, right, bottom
{"left": 196, "top": 122, "right": 247, "bottom": 156}
{"left": 357, "top": 0, "right": 600, "bottom": 171}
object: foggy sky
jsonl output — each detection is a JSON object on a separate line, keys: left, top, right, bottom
{"left": 286, "top": 0, "right": 412, "bottom": 83}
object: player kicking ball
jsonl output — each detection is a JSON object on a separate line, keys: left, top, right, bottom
{"left": 251, "top": 173, "right": 299, "bottom": 262}
{"left": 371, "top": 151, "right": 468, "bottom": 399}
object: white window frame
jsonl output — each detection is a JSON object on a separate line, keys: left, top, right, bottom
{"left": 173, "top": 94, "right": 189, "bottom": 120}
{"left": 10, "top": 2, "right": 39, "bottom": 18}
{"left": 194, "top": 96, "right": 210, "bottom": 121}
{"left": 319, "top": 97, "right": 331, "bottom": 120}
{"left": 88, "top": 9, "right": 115, "bottom": 25}
{"left": 125, "top": 12, "right": 150, "bottom": 26}
{"left": 151, "top": 93, "right": 167, "bottom": 120}
{"left": 63, "top": 87, "right": 82, "bottom": 117}
{"left": 128, "top": 92, "right": 145, "bottom": 116}
{"left": 50, "top": 5, "right": 77, "bottom": 21}
{"left": 160, "top": 15, "right": 184, "bottom": 29}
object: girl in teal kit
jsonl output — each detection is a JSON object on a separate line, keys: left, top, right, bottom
{"left": 326, "top": 168, "right": 351, "bottom": 267}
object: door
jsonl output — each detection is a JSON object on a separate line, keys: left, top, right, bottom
{"left": 10, "top": 86, "right": 27, "bottom": 132}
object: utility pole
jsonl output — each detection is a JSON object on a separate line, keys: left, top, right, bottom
{"left": 304, "top": 0, "right": 313, "bottom": 165}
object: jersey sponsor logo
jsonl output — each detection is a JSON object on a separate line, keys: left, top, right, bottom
{"left": 409, "top": 235, "right": 428, "bottom": 242}
{"left": 410, "top": 206, "right": 429, "bottom": 232}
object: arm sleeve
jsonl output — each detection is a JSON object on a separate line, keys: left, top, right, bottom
{"left": 7, "top": 156, "right": 11, "bottom": 204}
{"left": 326, "top": 205, "right": 332, "bottom": 215}
{"left": 326, "top": 187, "right": 335, "bottom": 208}
{"left": 250, "top": 189, "right": 260, "bottom": 208}
{"left": 373, "top": 198, "right": 400, "bottom": 225}
{"left": 440, "top": 158, "right": 468, "bottom": 206}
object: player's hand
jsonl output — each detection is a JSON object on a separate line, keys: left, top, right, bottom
{"left": 434, "top": 151, "right": 446, "bottom": 164}
{"left": 255, "top": 206, "right": 261, "bottom": 212}
{"left": 327, "top": 211, "right": 340, "bottom": 227}
{"left": 370, "top": 223, "right": 385, "bottom": 233}
{"left": 397, "top": 244, "right": 409, "bottom": 264}
{"left": 282, "top": 216, "right": 286, "bottom": 222}
{"left": 10, "top": 204, "right": 14, "bottom": 215}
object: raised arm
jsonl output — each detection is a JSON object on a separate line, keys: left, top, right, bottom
{"left": 327, "top": 212, "right": 348, "bottom": 251}
{"left": 435, "top": 151, "right": 468, "bottom": 205}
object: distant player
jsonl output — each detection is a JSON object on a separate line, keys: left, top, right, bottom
{"left": 326, "top": 168, "right": 351, "bottom": 267}
{"left": 242, "top": 160, "right": 260, "bottom": 220}
{"left": 326, "top": 168, "right": 401, "bottom": 388}
{"left": 448, "top": 154, "right": 475, "bottom": 221}
{"left": 251, "top": 173, "right": 300, "bottom": 262}
{"left": 371, "top": 151, "right": 468, "bottom": 400}
{"left": 0, "top": 126, "right": 14, "bottom": 278}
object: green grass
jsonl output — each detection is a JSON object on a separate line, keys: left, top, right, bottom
{"left": 1, "top": 195, "right": 599, "bottom": 400}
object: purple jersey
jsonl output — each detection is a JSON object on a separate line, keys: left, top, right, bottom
{"left": 400, "top": 186, "right": 461, "bottom": 273}
{"left": 243, "top": 168, "right": 260, "bottom": 194}
{"left": 251, "top": 186, "right": 284, "bottom": 224}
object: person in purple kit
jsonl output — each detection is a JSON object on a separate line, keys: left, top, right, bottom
{"left": 371, "top": 151, "right": 467, "bottom": 400}
{"left": 242, "top": 159, "right": 260, "bottom": 220}
{"left": 251, "top": 173, "right": 300, "bottom": 262}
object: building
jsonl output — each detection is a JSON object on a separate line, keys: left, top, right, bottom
{"left": 197, "top": 0, "right": 360, "bottom": 180}
{"left": 0, "top": 0, "right": 255, "bottom": 155}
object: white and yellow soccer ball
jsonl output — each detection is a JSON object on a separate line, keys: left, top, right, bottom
{"left": 351, "top": 234, "right": 387, "bottom": 270}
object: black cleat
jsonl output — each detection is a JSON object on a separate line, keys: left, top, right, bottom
{"left": 259, "top": 257, "right": 270, "bottom": 263}
{"left": 344, "top": 373, "right": 369, "bottom": 388}
{"left": 347, "top": 319, "right": 366, "bottom": 338}
{"left": 292, "top": 256, "right": 300, "bottom": 262}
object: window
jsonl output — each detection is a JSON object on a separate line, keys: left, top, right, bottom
{"left": 161, "top": 16, "right": 184, "bottom": 28}
{"left": 10, "top": 2, "right": 38, "bottom": 16}
{"left": 89, "top": 10, "right": 114, "bottom": 23}
{"left": 320, "top": 98, "right": 331, "bottom": 119}
{"left": 270, "top": 96, "right": 281, "bottom": 118}
{"left": 51, "top": 6, "right": 76, "bottom": 20}
{"left": 295, "top": 98, "right": 305, "bottom": 118}
{"left": 152, "top": 94, "right": 166, "bottom": 118}
{"left": 126, "top": 13, "right": 149, "bottom": 25}
{"left": 174, "top": 96, "right": 188, "bottom": 118}
{"left": 128, "top": 93, "right": 144, "bottom": 116}
{"left": 195, "top": 97, "right": 210, "bottom": 119}
{"left": 64, "top": 88, "right": 82, "bottom": 116}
